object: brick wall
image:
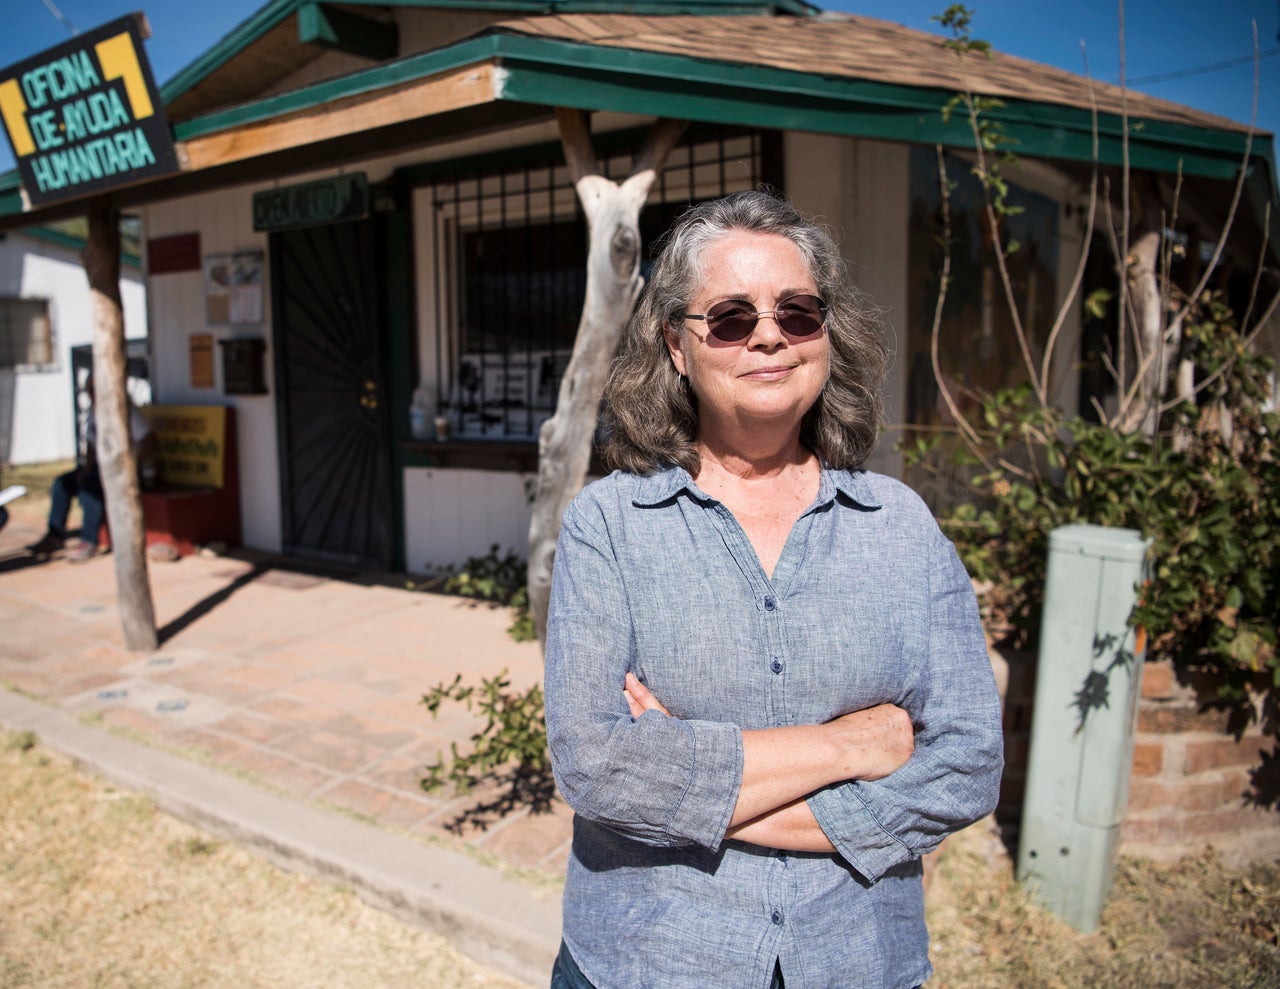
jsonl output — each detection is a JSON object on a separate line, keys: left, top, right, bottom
{"left": 1121, "top": 660, "right": 1280, "bottom": 865}
{"left": 992, "top": 650, "right": 1280, "bottom": 866}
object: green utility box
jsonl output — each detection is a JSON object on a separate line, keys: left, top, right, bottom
{"left": 1016, "top": 524, "right": 1151, "bottom": 933}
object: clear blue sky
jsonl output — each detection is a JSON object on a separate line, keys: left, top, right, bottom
{"left": 1, "top": 0, "right": 1277, "bottom": 177}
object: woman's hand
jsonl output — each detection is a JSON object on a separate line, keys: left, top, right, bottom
{"left": 826, "top": 704, "right": 915, "bottom": 782}
{"left": 624, "top": 672, "right": 670, "bottom": 718}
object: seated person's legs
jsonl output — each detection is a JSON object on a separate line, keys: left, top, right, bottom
{"left": 28, "top": 467, "right": 82, "bottom": 554}
{"left": 67, "top": 468, "right": 106, "bottom": 562}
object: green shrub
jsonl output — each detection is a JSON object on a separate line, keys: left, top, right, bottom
{"left": 917, "top": 295, "right": 1279, "bottom": 782}
{"left": 438, "top": 544, "right": 536, "bottom": 643}
{"left": 419, "top": 670, "right": 553, "bottom": 826}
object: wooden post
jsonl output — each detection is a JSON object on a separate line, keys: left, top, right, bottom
{"left": 526, "top": 111, "right": 685, "bottom": 648}
{"left": 83, "top": 196, "right": 158, "bottom": 652}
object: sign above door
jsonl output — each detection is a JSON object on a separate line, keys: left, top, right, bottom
{"left": 252, "top": 173, "right": 370, "bottom": 233}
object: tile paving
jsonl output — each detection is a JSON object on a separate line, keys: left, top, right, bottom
{"left": 0, "top": 502, "right": 570, "bottom": 879}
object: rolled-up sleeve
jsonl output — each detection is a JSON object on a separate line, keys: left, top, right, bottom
{"left": 545, "top": 497, "right": 744, "bottom": 852}
{"left": 807, "top": 528, "right": 1004, "bottom": 882}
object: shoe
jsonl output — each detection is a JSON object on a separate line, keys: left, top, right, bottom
{"left": 27, "top": 532, "right": 63, "bottom": 556}
{"left": 66, "top": 542, "right": 100, "bottom": 563}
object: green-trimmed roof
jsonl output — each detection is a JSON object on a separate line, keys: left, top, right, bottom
{"left": 0, "top": 0, "right": 1274, "bottom": 256}
{"left": 160, "top": 0, "right": 817, "bottom": 109}
{"left": 157, "top": 15, "right": 1275, "bottom": 181}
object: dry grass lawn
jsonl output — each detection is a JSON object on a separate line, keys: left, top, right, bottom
{"left": 926, "top": 817, "right": 1280, "bottom": 987}
{"left": 6, "top": 723, "right": 1278, "bottom": 988}
{"left": 0, "top": 731, "right": 530, "bottom": 989}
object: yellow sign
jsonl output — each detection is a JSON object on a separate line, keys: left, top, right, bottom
{"left": 143, "top": 404, "right": 227, "bottom": 489}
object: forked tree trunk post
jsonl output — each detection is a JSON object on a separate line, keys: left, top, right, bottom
{"left": 1123, "top": 176, "right": 1166, "bottom": 434}
{"left": 83, "top": 196, "right": 158, "bottom": 652}
{"left": 527, "top": 110, "right": 685, "bottom": 648}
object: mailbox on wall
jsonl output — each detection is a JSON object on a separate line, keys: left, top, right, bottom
{"left": 218, "top": 338, "right": 268, "bottom": 395}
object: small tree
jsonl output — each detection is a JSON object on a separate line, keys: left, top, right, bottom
{"left": 916, "top": 5, "right": 1280, "bottom": 791}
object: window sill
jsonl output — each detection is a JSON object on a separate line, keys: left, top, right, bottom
{"left": 401, "top": 438, "right": 608, "bottom": 476}
{"left": 402, "top": 438, "right": 539, "bottom": 472}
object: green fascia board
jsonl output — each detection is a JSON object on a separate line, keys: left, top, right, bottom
{"left": 297, "top": 3, "right": 400, "bottom": 60}
{"left": 0, "top": 173, "right": 24, "bottom": 218}
{"left": 506, "top": 59, "right": 1276, "bottom": 180}
{"left": 16, "top": 225, "right": 143, "bottom": 268}
{"left": 170, "top": 28, "right": 1274, "bottom": 185}
{"left": 170, "top": 35, "right": 506, "bottom": 141}
{"left": 488, "top": 34, "right": 1271, "bottom": 177}
{"left": 394, "top": 119, "right": 757, "bottom": 184}
{"left": 158, "top": 0, "right": 814, "bottom": 104}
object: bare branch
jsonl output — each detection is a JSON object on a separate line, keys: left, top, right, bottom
{"left": 1145, "top": 20, "right": 1264, "bottom": 420}
{"left": 996, "top": 456, "right": 1034, "bottom": 481}
{"left": 929, "top": 145, "right": 990, "bottom": 460}
{"left": 1117, "top": 0, "right": 1131, "bottom": 400}
{"left": 1168, "top": 20, "right": 1259, "bottom": 330}
{"left": 1039, "top": 40, "right": 1102, "bottom": 398}
{"left": 962, "top": 98, "right": 1045, "bottom": 407}
{"left": 1156, "top": 168, "right": 1185, "bottom": 404}
{"left": 556, "top": 108, "right": 599, "bottom": 183}
{"left": 632, "top": 118, "right": 687, "bottom": 175}
{"left": 1240, "top": 200, "right": 1272, "bottom": 334}
{"left": 1100, "top": 180, "right": 1154, "bottom": 430}
{"left": 1246, "top": 287, "right": 1280, "bottom": 349}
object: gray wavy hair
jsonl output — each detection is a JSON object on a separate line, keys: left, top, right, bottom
{"left": 600, "top": 190, "right": 888, "bottom": 475}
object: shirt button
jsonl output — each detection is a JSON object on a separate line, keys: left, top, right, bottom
{"left": 770, "top": 659, "right": 783, "bottom": 674}
{"left": 771, "top": 910, "right": 783, "bottom": 925}
{"left": 764, "top": 597, "right": 776, "bottom": 611}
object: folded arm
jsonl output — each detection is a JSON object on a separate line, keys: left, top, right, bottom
{"left": 624, "top": 674, "right": 913, "bottom": 852}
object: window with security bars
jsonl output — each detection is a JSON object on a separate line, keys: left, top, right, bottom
{"left": 0, "top": 297, "right": 54, "bottom": 367}
{"left": 423, "top": 128, "right": 776, "bottom": 441}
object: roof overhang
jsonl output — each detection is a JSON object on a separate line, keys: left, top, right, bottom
{"left": 0, "top": 21, "right": 1275, "bottom": 257}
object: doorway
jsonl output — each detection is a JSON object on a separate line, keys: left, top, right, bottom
{"left": 270, "top": 217, "right": 393, "bottom": 569}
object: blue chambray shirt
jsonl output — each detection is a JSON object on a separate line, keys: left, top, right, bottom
{"left": 545, "top": 465, "right": 1004, "bottom": 989}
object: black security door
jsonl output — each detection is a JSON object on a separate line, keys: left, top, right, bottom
{"left": 271, "top": 217, "right": 393, "bottom": 569}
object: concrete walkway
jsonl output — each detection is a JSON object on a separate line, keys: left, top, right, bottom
{"left": 0, "top": 504, "right": 565, "bottom": 987}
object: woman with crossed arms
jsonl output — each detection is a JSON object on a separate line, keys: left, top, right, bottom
{"left": 545, "top": 190, "right": 1003, "bottom": 989}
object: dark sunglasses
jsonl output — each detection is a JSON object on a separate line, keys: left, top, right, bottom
{"left": 682, "top": 294, "right": 828, "bottom": 343}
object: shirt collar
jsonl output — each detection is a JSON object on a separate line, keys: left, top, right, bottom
{"left": 629, "top": 464, "right": 882, "bottom": 511}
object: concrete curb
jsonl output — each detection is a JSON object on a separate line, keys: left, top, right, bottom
{"left": 0, "top": 689, "right": 560, "bottom": 987}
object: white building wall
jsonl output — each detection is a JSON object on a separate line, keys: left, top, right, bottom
{"left": 141, "top": 185, "right": 280, "bottom": 551}
{"left": 0, "top": 232, "right": 146, "bottom": 465}
{"left": 403, "top": 467, "right": 535, "bottom": 575}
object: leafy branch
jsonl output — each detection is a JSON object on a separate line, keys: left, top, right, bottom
{"left": 420, "top": 670, "right": 554, "bottom": 830}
